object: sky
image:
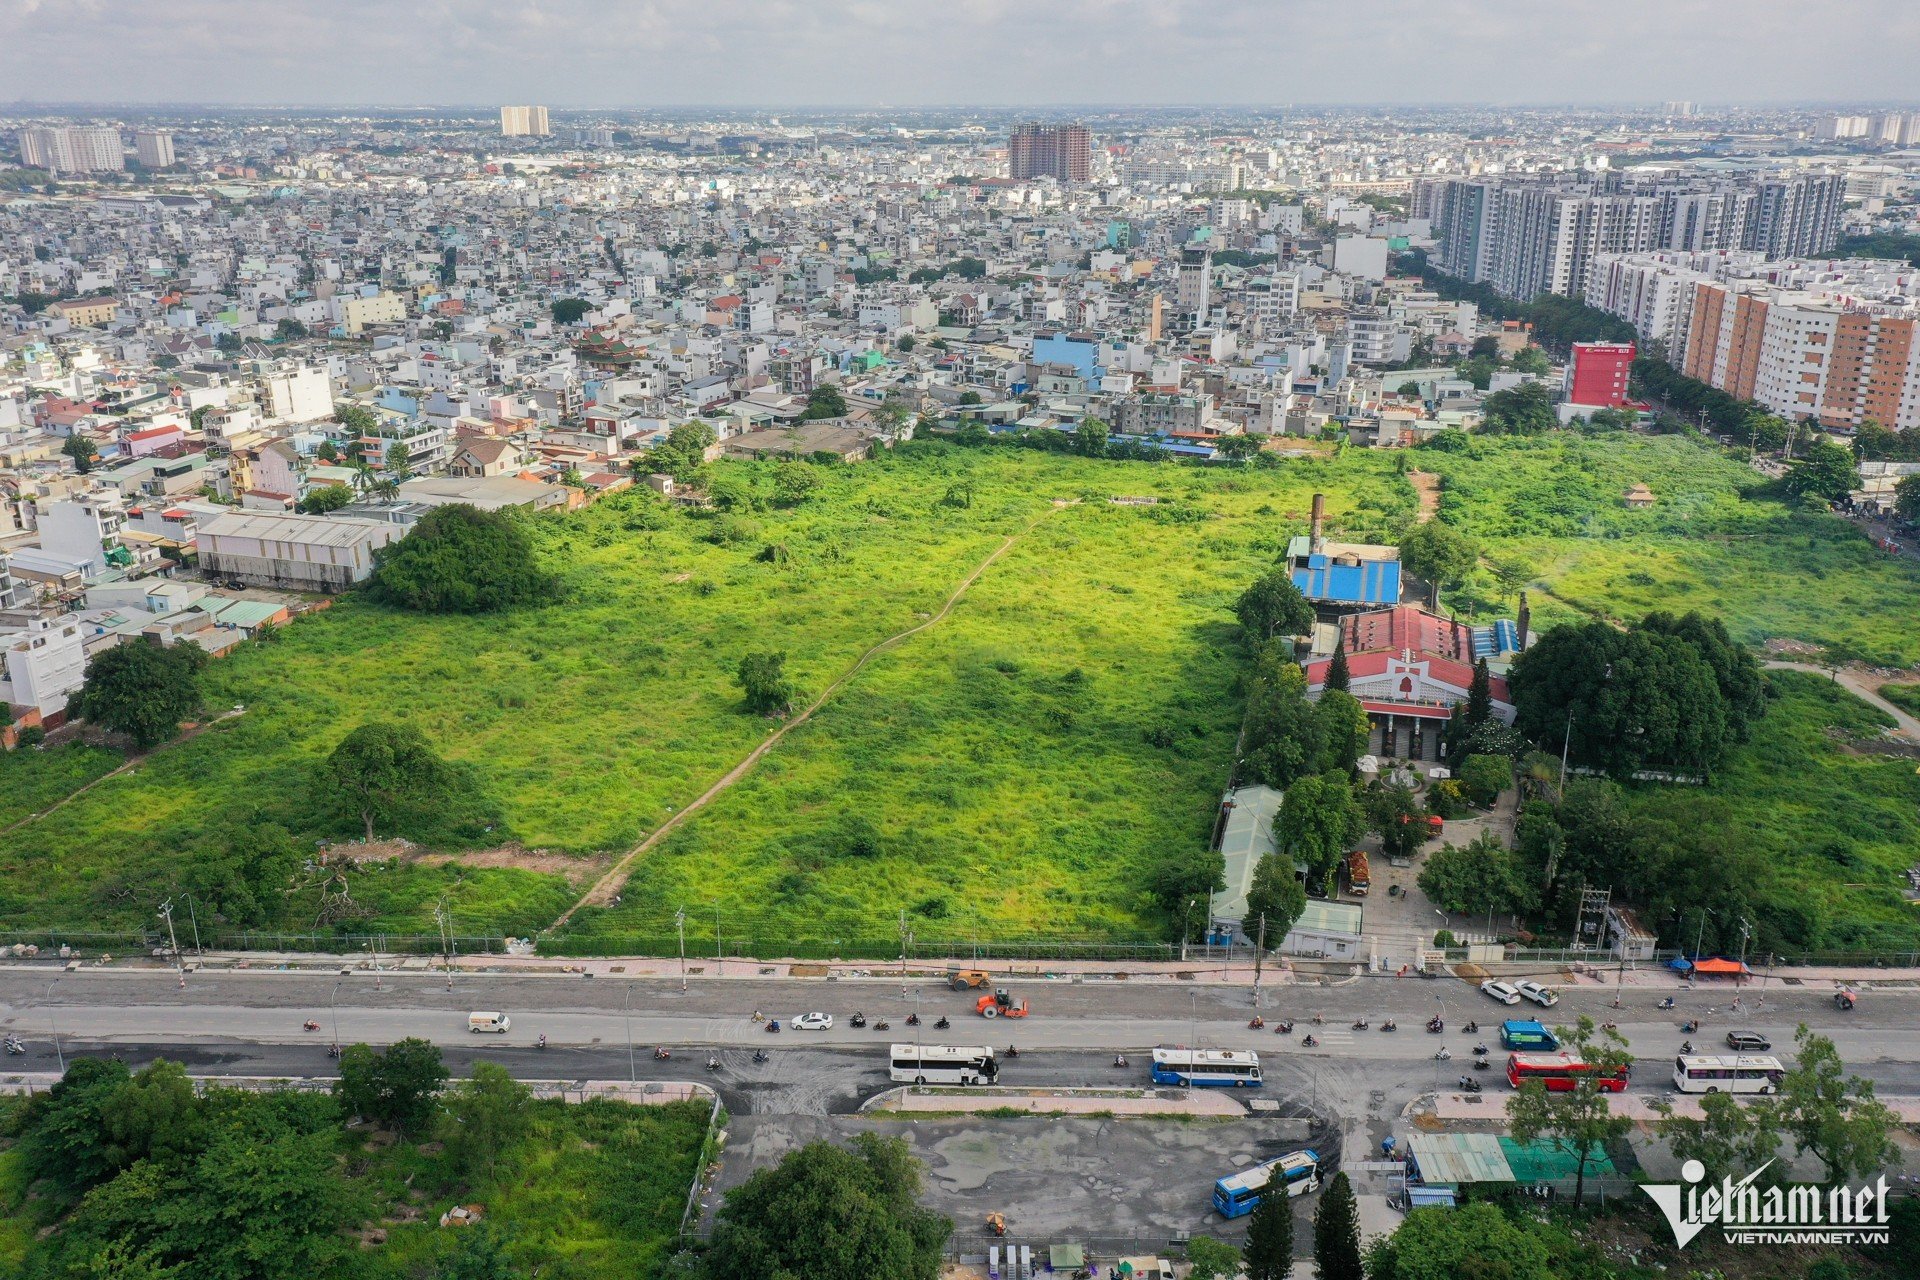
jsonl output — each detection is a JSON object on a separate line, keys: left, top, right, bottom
{"left": 2, "top": 0, "right": 1916, "bottom": 109}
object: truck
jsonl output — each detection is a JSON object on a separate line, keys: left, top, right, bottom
{"left": 1344, "top": 849, "right": 1371, "bottom": 897}
{"left": 1499, "top": 1019, "right": 1561, "bottom": 1051}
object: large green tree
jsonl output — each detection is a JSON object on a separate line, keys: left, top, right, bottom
{"left": 640, "top": 420, "right": 718, "bottom": 481}
{"left": 702, "top": 1135, "right": 950, "bottom": 1280}
{"left": 61, "top": 433, "right": 98, "bottom": 473}
{"left": 324, "top": 721, "right": 454, "bottom": 840}
{"left": 21, "top": 1057, "right": 135, "bottom": 1194}
{"left": 1652, "top": 1089, "right": 1783, "bottom": 1189}
{"left": 1505, "top": 1015, "right": 1633, "bottom": 1203}
{"left": 801, "top": 383, "right": 849, "bottom": 420}
{"left": 1777, "top": 1026, "right": 1903, "bottom": 1186}
{"left": 1366, "top": 1203, "right": 1552, "bottom": 1280}
{"left": 1242, "top": 1171, "right": 1294, "bottom": 1280}
{"left": 1367, "top": 782, "right": 1428, "bottom": 861}
{"left": 549, "top": 297, "right": 591, "bottom": 324}
{"left": 736, "top": 650, "right": 797, "bottom": 716}
{"left": 1313, "top": 689, "right": 1370, "bottom": 774}
{"left": 1277, "top": 773, "right": 1365, "bottom": 888}
{"left": 440, "top": 1061, "right": 533, "bottom": 1180}
{"left": 367, "top": 503, "right": 560, "bottom": 613}
{"left": 1149, "top": 849, "right": 1226, "bottom": 939}
{"left": 70, "top": 642, "right": 207, "bottom": 749}
{"left": 336, "top": 1037, "right": 449, "bottom": 1135}
{"left": 1479, "top": 381, "right": 1556, "bottom": 435}
{"left": 1244, "top": 853, "right": 1308, "bottom": 947}
{"left": 1234, "top": 569, "right": 1314, "bottom": 644}
{"left": 1312, "top": 1171, "right": 1365, "bottom": 1280}
{"left": 1783, "top": 439, "right": 1858, "bottom": 505}
{"left": 1417, "top": 832, "right": 1529, "bottom": 918}
{"left": 1895, "top": 473, "right": 1920, "bottom": 524}
{"left": 1397, "top": 520, "right": 1480, "bottom": 591}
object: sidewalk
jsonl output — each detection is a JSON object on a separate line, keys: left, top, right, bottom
{"left": 1427, "top": 1089, "right": 1920, "bottom": 1123}
{"left": 864, "top": 1084, "right": 1246, "bottom": 1118}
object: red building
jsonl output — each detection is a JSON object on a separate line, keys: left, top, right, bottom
{"left": 1565, "top": 341, "right": 1636, "bottom": 408}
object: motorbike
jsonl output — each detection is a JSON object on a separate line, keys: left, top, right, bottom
{"left": 1462, "top": 1020, "right": 1479, "bottom": 1034}
{"left": 1380, "top": 1019, "right": 1397, "bottom": 1032}
{"left": 1275, "top": 1020, "right": 1294, "bottom": 1035}
{"left": 1302, "top": 1034, "right": 1319, "bottom": 1047}
{"left": 706, "top": 1056, "right": 720, "bottom": 1071}
{"left": 1352, "top": 1019, "right": 1370, "bottom": 1030}
{"left": 1681, "top": 1020, "right": 1698, "bottom": 1034}
{"left": 3, "top": 1036, "right": 23, "bottom": 1056}
{"left": 766, "top": 1020, "right": 782, "bottom": 1033}
{"left": 1248, "top": 1016, "right": 1265, "bottom": 1030}
{"left": 751, "top": 1010, "right": 766, "bottom": 1023}
{"left": 874, "top": 1020, "right": 890, "bottom": 1031}
{"left": 1434, "top": 1048, "right": 1452, "bottom": 1061}
{"left": 302, "top": 1020, "right": 321, "bottom": 1032}
{"left": 536, "top": 1034, "right": 547, "bottom": 1050}
{"left": 934, "top": 1016, "right": 951, "bottom": 1030}
{"left": 850, "top": 1012, "right": 868, "bottom": 1028}
{"left": 1680, "top": 1040, "right": 1694, "bottom": 1054}
{"left": 1426, "top": 1018, "right": 1444, "bottom": 1034}
{"left": 654, "top": 1047, "right": 672, "bottom": 1060}
{"left": 1006, "top": 1044, "right": 1020, "bottom": 1058}
{"left": 1113, "top": 1054, "right": 1129, "bottom": 1068}
{"left": 1472, "top": 1043, "right": 1489, "bottom": 1057}
{"left": 1658, "top": 996, "right": 1677, "bottom": 1011}
{"left": 327, "top": 1043, "right": 340, "bottom": 1059}
{"left": 752, "top": 1049, "right": 769, "bottom": 1064}
{"left": 1601, "top": 1020, "right": 1619, "bottom": 1032}
{"left": 1472, "top": 1058, "right": 1491, "bottom": 1071}
{"left": 1457, "top": 1076, "right": 1482, "bottom": 1093}
{"left": 905, "top": 1013, "right": 921, "bottom": 1027}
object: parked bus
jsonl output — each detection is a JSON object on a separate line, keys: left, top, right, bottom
{"left": 1506, "top": 1052, "right": 1629, "bottom": 1093}
{"left": 1499, "top": 1019, "right": 1560, "bottom": 1051}
{"left": 1671, "top": 1054, "right": 1785, "bottom": 1095}
{"left": 1150, "top": 1047, "right": 1263, "bottom": 1088}
{"left": 1212, "top": 1151, "right": 1323, "bottom": 1217}
{"left": 889, "top": 1044, "right": 998, "bottom": 1086}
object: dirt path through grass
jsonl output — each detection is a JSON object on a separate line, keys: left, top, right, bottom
{"left": 0, "top": 708, "right": 244, "bottom": 837}
{"left": 550, "top": 505, "right": 1069, "bottom": 927}
{"left": 1406, "top": 470, "right": 1441, "bottom": 523}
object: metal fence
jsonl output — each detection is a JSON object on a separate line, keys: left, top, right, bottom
{"left": 537, "top": 933, "right": 1201, "bottom": 964}
{"left": 0, "top": 929, "right": 514, "bottom": 959}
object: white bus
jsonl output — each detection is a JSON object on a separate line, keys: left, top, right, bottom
{"left": 890, "top": 1044, "right": 999, "bottom": 1085}
{"left": 1672, "top": 1054, "right": 1786, "bottom": 1094}
{"left": 1150, "top": 1047, "right": 1263, "bottom": 1088}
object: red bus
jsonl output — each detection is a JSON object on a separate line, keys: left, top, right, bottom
{"left": 1506, "top": 1052, "right": 1628, "bottom": 1093}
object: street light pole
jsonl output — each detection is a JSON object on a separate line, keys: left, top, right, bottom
{"left": 675, "top": 908, "right": 687, "bottom": 994}
{"left": 1187, "top": 991, "right": 1197, "bottom": 1101}
{"left": 45, "top": 979, "right": 63, "bottom": 1074}
{"left": 624, "top": 982, "right": 636, "bottom": 1084}
{"left": 329, "top": 978, "right": 343, "bottom": 1051}
{"left": 159, "top": 900, "right": 183, "bottom": 987}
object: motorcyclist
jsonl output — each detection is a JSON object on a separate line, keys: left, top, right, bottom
{"left": 1680, "top": 1040, "right": 1694, "bottom": 1054}
{"left": 1381, "top": 1018, "right": 1396, "bottom": 1031}
{"left": 752, "top": 1048, "right": 769, "bottom": 1063}
{"left": 706, "top": 1055, "right": 720, "bottom": 1071}
{"left": 1006, "top": 1044, "right": 1019, "bottom": 1058}
{"left": 1248, "top": 1015, "right": 1264, "bottom": 1029}
{"left": 1113, "top": 1054, "right": 1128, "bottom": 1068}
{"left": 1303, "top": 1034, "right": 1318, "bottom": 1047}
{"left": 654, "top": 1046, "right": 671, "bottom": 1060}
{"left": 536, "top": 1033, "right": 547, "bottom": 1049}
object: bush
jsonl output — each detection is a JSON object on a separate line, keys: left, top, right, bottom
{"left": 366, "top": 504, "right": 560, "bottom": 613}
{"left": 1457, "top": 754, "right": 1511, "bottom": 807}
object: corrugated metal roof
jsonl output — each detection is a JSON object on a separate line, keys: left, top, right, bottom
{"left": 200, "top": 511, "right": 392, "bottom": 547}
{"left": 1408, "top": 1132, "right": 1512, "bottom": 1186}
{"left": 1292, "top": 557, "right": 1402, "bottom": 606}
{"left": 1211, "top": 784, "right": 1282, "bottom": 924}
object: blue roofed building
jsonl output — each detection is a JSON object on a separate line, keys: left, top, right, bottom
{"left": 1286, "top": 491, "right": 1404, "bottom": 620}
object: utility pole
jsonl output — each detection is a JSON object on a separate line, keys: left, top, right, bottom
{"left": 899, "top": 910, "right": 910, "bottom": 997}
{"left": 45, "top": 979, "right": 63, "bottom": 1074}
{"left": 434, "top": 899, "right": 454, "bottom": 991}
{"left": 1736, "top": 917, "right": 1753, "bottom": 1009}
{"left": 675, "top": 908, "right": 687, "bottom": 993}
{"left": 159, "top": 900, "right": 183, "bottom": 987}
{"left": 715, "top": 903, "right": 722, "bottom": 976}
{"left": 185, "top": 894, "right": 202, "bottom": 954}
{"left": 1252, "top": 913, "right": 1267, "bottom": 1007}
{"left": 623, "top": 982, "right": 636, "bottom": 1084}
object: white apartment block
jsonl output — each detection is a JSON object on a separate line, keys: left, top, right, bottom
{"left": 337, "top": 291, "right": 407, "bottom": 335}
{"left": 19, "top": 125, "right": 125, "bottom": 173}
{"left": 499, "top": 105, "right": 551, "bottom": 137}
{"left": 258, "top": 365, "right": 335, "bottom": 424}
{"left": 0, "top": 616, "right": 88, "bottom": 719}
{"left": 133, "top": 131, "right": 176, "bottom": 167}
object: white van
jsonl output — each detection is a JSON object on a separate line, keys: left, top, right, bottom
{"left": 467, "top": 1011, "right": 511, "bottom": 1034}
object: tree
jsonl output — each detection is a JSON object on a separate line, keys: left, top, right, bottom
{"left": 896, "top": 335, "right": 916, "bottom": 352}
{"left": 1640, "top": 610, "right": 1765, "bottom": 742}
{"left": 21, "top": 1057, "right": 134, "bottom": 1193}
{"left": 1505, "top": 1015, "right": 1634, "bottom": 1203}
{"left": 274, "top": 316, "right": 308, "bottom": 340}
{"left": 62, "top": 433, "right": 99, "bottom": 473}
{"left": 1244, "top": 853, "right": 1308, "bottom": 948}
{"left": 1465, "top": 658, "right": 1493, "bottom": 728}
{"left": 1185, "top": 1236, "right": 1240, "bottom": 1280}
{"left": 1325, "top": 639, "right": 1350, "bottom": 692}
{"left": 434, "top": 1223, "right": 521, "bottom": 1280}
{"left": 335, "top": 1037, "right": 448, "bottom": 1134}
{"left": 1456, "top": 754, "right": 1511, "bottom": 807}
{"left": 1242, "top": 1170, "right": 1294, "bottom": 1280}
{"left": 957, "top": 390, "right": 983, "bottom": 406}
{"left": 324, "top": 721, "right": 454, "bottom": 841}
{"left": 215, "top": 332, "right": 243, "bottom": 354}
{"left": 1234, "top": 569, "right": 1314, "bottom": 644}
{"left": 1783, "top": 439, "right": 1858, "bottom": 505}
{"left": 1417, "top": 832, "right": 1528, "bottom": 918}
{"left": 1242, "top": 655, "right": 1325, "bottom": 787}
{"left": 1777, "top": 1026, "right": 1902, "bottom": 1186}
{"left": 1398, "top": 520, "right": 1479, "bottom": 591}
{"left": 1313, "top": 689, "right": 1370, "bottom": 774}
{"left": 367, "top": 504, "right": 559, "bottom": 613}
{"left": 1215, "top": 433, "right": 1264, "bottom": 461}
{"left": 1480, "top": 381, "right": 1556, "bottom": 435}
{"left": 1468, "top": 336, "right": 1500, "bottom": 360}
{"left": 1895, "top": 473, "right": 1920, "bottom": 524}
{"left": 802, "top": 383, "right": 848, "bottom": 420}
{"left": 1510, "top": 345, "right": 1551, "bottom": 375}
{"left": 384, "top": 440, "right": 412, "bottom": 479}
{"left": 1396, "top": 380, "right": 1422, "bottom": 398}
{"left": 772, "top": 459, "right": 822, "bottom": 507}
{"left": 1074, "top": 416, "right": 1110, "bottom": 458}
{"left": 440, "top": 1061, "right": 532, "bottom": 1181}
{"left": 1366, "top": 1203, "right": 1551, "bottom": 1280}
{"left": 71, "top": 642, "right": 206, "bottom": 749}
{"left": 549, "top": 297, "right": 591, "bottom": 324}
{"left": 1367, "top": 782, "right": 1428, "bottom": 861}
{"left": 736, "top": 650, "right": 797, "bottom": 716}
{"left": 646, "top": 420, "right": 718, "bottom": 481}
{"left": 702, "top": 1135, "right": 950, "bottom": 1280}
{"left": 1277, "top": 773, "right": 1364, "bottom": 887}
{"left": 1652, "top": 1089, "right": 1783, "bottom": 1189}
{"left": 315, "top": 439, "right": 339, "bottom": 464}
{"left": 15, "top": 290, "right": 56, "bottom": 314}
{"left": 333, "top": 403, "right": 377, "bottom": 435}
{"left": 1149, "top": 849, "right": 1226, "bottom": 940}
{"left": 297, "top": 483, "right": 352, "bottom": 514}
{"left": 1313, "top": 1171, "right": 1364, "bottom": 1280}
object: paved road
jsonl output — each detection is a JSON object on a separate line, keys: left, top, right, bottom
{"left": 4, "top": 968, "right": 1914, "bottom": 1108}
{"left": 1764, "top": 659, "right": 1920, "bottom": 739}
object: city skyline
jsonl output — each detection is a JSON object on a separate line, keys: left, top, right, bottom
{"left": 2, "top": 0, "right": 1917, "bottom": 108}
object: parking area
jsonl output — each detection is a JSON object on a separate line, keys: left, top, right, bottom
{"left": 712, "top": 1113, "right": 1334, "bottom": 1255}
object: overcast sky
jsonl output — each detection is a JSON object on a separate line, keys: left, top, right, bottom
{"left": 3, "top": 0, "right": 1915, "bottom": 108}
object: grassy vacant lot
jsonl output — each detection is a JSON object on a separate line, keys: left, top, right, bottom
{"left": 0, "top": 742, "right": 120, "bottom": 830}
{"left": 4, "top": 431, "right": 1919, "bottom": 950}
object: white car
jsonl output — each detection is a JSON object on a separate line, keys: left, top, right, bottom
{"left": 791, "top": 1011, "right": 834, "bottom": 1031}
{"left": 1480, "top": 980, "right": 1522, "bottom": 1005}
{"left": 1514, "top": 981, "right": 1559, "bottom": 1008}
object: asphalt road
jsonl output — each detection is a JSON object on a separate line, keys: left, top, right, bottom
{"left": 5, "top": 966, "right": 1915, "bottom": 1110}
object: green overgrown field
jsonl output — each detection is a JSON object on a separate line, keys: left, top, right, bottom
{"left": 0, "top": 742, "right": 120, "bottom": 829}
{"left": 5, "top": 433, "right": 1920, "bottom": 947}
{"left": 1422, "top": 432, "right": 1920, "bottom": 665}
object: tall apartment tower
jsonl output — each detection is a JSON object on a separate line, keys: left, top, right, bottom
{"left": 499, "top": 105, "right": 551, "bottom": 137}
{"left": 1008, "top": 122, "right": 1091, "bottom": 183}
{"left": 1175, "top": 246, "right": 1212, "bottom": 327}
{"left": 19, "top": 126, "right": 123, "bottom": 173}
{"left": 134, "top": 131, "right": 175, "bottom": 168}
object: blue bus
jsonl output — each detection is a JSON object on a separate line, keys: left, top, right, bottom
{"left": 1500, "top": 1019, "right": 1560, "bottom": 1051}
{"left": 1212, "top": 1151, "right": 1323, "bottom": 1217}
{"left": 1150, "top": 1047, "right": 1263, "bottom": 1087}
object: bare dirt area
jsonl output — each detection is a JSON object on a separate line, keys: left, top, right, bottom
{"left": 393, "top": 843, "right": 606, "bottom": 886}
{"left": 1406, "top": 470, "right": 1441, "bottom": 523}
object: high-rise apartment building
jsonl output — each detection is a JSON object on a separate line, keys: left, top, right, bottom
{"left": 1175, "top": 246, "right": 1212, "bottom": 327}
{"left": 1008, "top": 122, "right": 1091, "bottom": 183}
{"left": 1565, "top": 342, "right": 1636, "bottom": 408}
{"left": 1662, "top": 101, "right": 1697, "bottom": 119}
{"left": 133, "top": 130, "right": 175, "bottom": 167}
{"left": 1422, "top": 174, "right": 1844, "bottom": 302}
{"left": 18, "top": 125, "right": 124, "bottom": 173}
{"left": 499, "top": 105, "right": 551, "bottom": 137}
